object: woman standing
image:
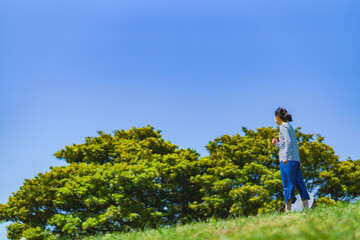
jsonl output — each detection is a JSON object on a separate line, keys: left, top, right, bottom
{"left": 271, "top": 107, "right": 310, "bottom": 212}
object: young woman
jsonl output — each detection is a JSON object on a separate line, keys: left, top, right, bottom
{"left": 271, "top": 107, "right": 310, "bottom": 212}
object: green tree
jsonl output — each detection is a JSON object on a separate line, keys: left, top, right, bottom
{"left": 189, "top": 127, "right": 283, "bottom": 218}
{"left": 0, "top": 125, "right": 358, "bottom": 239}
{"left": 317, "top": 158, "right": 360, "bottom": 201}
{"left": 188, "top": 126, "right": 358, "bottom": 219}
{"left": 0, "top": 126, "right": 202, "bottom": 239}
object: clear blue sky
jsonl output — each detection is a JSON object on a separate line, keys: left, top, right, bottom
{"left": 1, "top": 0, "right": 359, "bottom": 238}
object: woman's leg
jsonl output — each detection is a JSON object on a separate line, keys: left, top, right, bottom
{"left": 285, "top": 198, "right": 292, "bottom": 212}
{"left": 287, "top": 161, "right": 297, "bottom": 203}
{"left": 294, "top": 162, "right": 310, "bottom": 209}
{"left": 280, "top": 162, "right": 296, "bottom": 211}
{"left": 295, "top": 181, "right": 309, "bottom": 210}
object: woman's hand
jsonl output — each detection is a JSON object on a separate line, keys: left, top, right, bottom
{"left": 272, "top": 138, "right": 278, "bottom": 146}
{"left": 282, "top": 160, "right": 288, "bottom": 165}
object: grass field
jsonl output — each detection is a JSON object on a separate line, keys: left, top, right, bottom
{"left": 82, "top": 201, "right": 360, "bottom": 240}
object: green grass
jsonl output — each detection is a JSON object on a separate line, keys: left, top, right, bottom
{"left": 83, "top": 201, "right": 360, "bottom": 240}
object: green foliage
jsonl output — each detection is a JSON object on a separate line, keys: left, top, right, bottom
{"left": 297, "top": 133, "right": 339, "bottom": 192}
{"left": 317, "top": 158, "right": 360, "bottom": 201}
{"left": 1, "top": 126, "right": 201, "bottom": 239}
{"left": 0, "top": 125, "right": 358, "bottom": 239}
{"left": 316, "top": 196, "right": 339, "bottom": 206}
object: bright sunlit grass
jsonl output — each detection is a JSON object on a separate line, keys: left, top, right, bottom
{"left": 80, "top": 201, "right": 360, "bottom": 240}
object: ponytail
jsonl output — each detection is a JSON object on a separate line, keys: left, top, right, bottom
{"left": 275, "top": 107, "right": 293, "bottom": 122}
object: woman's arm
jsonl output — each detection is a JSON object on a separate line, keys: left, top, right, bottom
{"left": 275, "top": 126, "right": 286, "bottom": 149}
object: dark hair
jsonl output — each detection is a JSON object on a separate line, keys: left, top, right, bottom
{"left": 275, "top": 107, "right": 293, "bottom": 122}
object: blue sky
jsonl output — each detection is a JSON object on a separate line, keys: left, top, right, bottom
{"left": 1, "top": 0, "right": 360, "bottom": 238}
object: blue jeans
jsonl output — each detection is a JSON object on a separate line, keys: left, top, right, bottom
{"left": 280, "top": 161, "right": 310, "bottom": 204}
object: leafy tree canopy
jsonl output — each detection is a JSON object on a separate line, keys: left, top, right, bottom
{"left": 1, "top": 125, "right": 358, "bottom": 239}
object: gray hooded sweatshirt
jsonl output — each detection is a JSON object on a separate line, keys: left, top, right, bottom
{"left": 276, "top": 122, "right": 300, "bottom": 162}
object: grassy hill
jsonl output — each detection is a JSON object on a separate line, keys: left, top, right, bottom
{"left": 82, "top": 201, "right": 360, "bottom": 240}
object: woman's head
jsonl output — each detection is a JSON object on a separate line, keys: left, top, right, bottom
{"left": 275, "top": 107, "right": 292, "bottom": 124}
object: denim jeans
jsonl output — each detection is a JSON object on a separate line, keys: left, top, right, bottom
{"left": 280, "top": 161, "right": 310, "bottom": 204}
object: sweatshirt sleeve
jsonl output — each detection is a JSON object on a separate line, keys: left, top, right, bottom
{"left": 276, "top": 126, "right": 286, "bottom": 150}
